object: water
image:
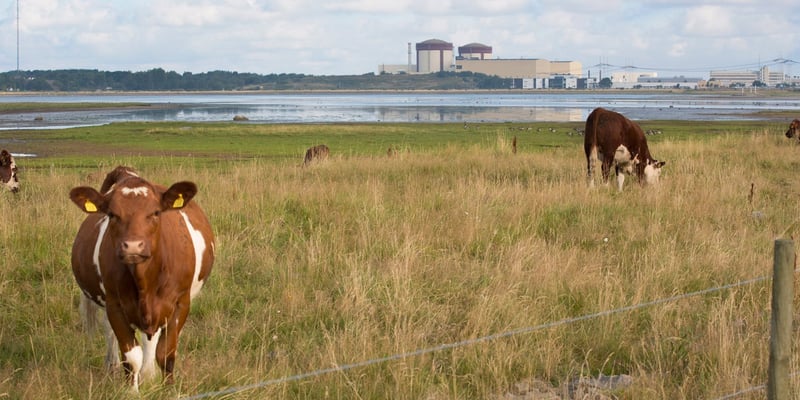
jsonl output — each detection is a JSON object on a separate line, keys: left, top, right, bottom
{"left": 1, "top": 92, "right": 798, "bottom": 130}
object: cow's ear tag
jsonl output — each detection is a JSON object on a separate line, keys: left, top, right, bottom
{"left": 172, "top": 194, "right": 184, "bottom": 209}
{"left": 84, "top": 200, "right": 98, "bottom": 213}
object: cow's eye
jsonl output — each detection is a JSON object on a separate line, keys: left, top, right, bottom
{"left": 152, "top": 210, "right": 161, "bottom": 218}
{"left": 107, "top": 212, "right": 117, "bottom": 220}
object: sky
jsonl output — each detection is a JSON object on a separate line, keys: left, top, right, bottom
{"left": 1, "top": 0, "right": 799, "bottom": 79}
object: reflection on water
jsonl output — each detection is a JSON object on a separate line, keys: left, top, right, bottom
{"left": 1, "top": 92, "right": 798, "bottom": 130}
{"left": 376, "top": 107, "right": 586, "bottom": 123}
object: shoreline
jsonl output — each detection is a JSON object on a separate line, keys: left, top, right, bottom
{"left": 1, "top": 87, "right": 798, "bottom": 98}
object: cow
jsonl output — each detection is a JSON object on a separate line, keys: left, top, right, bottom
{"left": 785, "top": 119, "right": 800, "bottom": 141}
{"left": 69, "top": 166, "right": 215, "bottom": 391}
{"left": 303, "top": 144, "right": 330, "bottom": 166}
{"left": 584, "top": 107, "right": 666, "bottom": 191}
{"left": 0, "top": 149, "right": 19, "bottom": 193}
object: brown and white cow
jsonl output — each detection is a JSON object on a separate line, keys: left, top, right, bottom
{"left": 785, "top": 119, "right": 800, "bottom": 141}
{"left": 69, "top": 166, "right": 215, "bottom": 391}
{"left": 0, "top": 149, "right": 20, "bottom": 193}
{"left": 303, "top": 144, "right": 330, "bottom": 166}
{"left": 584, "top": 107, "right": 665, "bottom": 191}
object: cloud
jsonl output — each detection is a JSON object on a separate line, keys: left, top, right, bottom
{"left": 1, "top": 0, "right": 798, "bottom": 76}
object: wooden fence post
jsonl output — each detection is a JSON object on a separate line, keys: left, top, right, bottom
{"left": 768, "top": 239, "right": 794, "bottom": 400}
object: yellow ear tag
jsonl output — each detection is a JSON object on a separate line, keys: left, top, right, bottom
{"left": 84, "top": 200, "right": 98, "bottom": 213}
{"left": 172, "top": 193, "right": 185, "bottom": 209}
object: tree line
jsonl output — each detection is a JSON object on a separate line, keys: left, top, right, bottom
{"left": 0, "top": 69, "right": 513, "bottom": 92}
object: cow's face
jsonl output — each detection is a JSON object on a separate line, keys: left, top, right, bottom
{"left": 785, "top": 119, "right": 800, "bottom": 139}
{"left": 0, "top": 150, "right": 19, "bottom": 193}
{"left": 70, "top": 178, "right": 198, "bottom": 265}
{"left": 643, "top": 160, "right": 666, "bottom": 185}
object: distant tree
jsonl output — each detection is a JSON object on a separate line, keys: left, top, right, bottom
{"left": 752, "top": 80, "right": 767, "bottom": 88}
{"left": 599, "top": 77, "right": 612, "bottom": 89}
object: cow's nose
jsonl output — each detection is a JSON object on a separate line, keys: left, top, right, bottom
{"left": 123, "top": 240, "right": 146, "bottom": 254}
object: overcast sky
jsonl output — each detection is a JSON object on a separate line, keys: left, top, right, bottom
{"left": 1, "top": 0, "right": 798, "bottom": 79}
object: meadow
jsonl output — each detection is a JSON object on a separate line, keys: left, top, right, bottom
{"left": 1, "top": 118, "right": 799, "bottom": 399}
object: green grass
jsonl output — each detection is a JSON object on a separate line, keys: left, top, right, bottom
{"left": 0, "top": 102, "right": 153, "bottom": 113}
{"left": 1, "top": 120, "right": 798, "bottom": 399}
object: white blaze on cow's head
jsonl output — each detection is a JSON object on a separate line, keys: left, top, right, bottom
{"left": 69, "top": 178, "right": 198, "bottom": 266}
{"left": 0, "top": 150, "right": 20, "bottom": 193}
{"left": 643, "top": 160, "right": 666, "bottom": 186}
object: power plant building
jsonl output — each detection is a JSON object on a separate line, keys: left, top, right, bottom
{"left": 456, "top": 58, "right": 581, "bottom": 79}
{"left": 379, "top": 39, "right": 584, "bottom": 87}
{"left": 458, "top": 43, "right": 493, "bottom": 60}
{"left": 416, "top": 39, "right": 454, "bottom": 73}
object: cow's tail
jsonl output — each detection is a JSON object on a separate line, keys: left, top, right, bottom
{"left": 586, "top": 110, "right": 601, "bottom": 187}
{"left": 80, "top": 295, "right": 121, "bottom": 370}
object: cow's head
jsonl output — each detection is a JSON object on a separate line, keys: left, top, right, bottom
{"left": 643, "top": 159, "right": 666, "bottom": 185}
{"left": 785, "top": 119, "right": 800, "bottom": 140}
{"left": 70, "top": 176, "right": 197, "bottom": 266}
{"left": 0, "top": 150, "right": 19, "bottom": 193}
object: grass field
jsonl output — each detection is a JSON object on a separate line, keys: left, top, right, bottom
{"left": 1, "top": 119, "right": 799, "bottom": 399}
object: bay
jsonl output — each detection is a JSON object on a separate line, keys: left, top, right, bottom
{"left": 0, "top": 92, "right": 797, "bottom": 130}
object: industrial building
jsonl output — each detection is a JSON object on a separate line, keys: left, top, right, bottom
{"left": 609, "top": 71, "right": 702, "bottom": 89}
{"left": 708, "top": 66, "right": 786, "bottom": 87}
{"left": 378, "top": 38, "right": 583, "bottom": 88}
{"left": 416, "top": 39, "right": 455, "bottom": 73}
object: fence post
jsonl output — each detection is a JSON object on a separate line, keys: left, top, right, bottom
{"left": 768, "top": 239, "right": 794, "bottom": 400}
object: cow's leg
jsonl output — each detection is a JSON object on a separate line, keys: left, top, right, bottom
{"left": 615, "top": 165, "right": 625, "bottom": 191}
{"left": 140, "top": 328, "right": 162, "bottom": 381}
{"left": 107, "top": 306, "right": 142, "bottom": 391}
{"left": 157, "top": 297, "right": 190, "bottom": 384}
{"left": 600, "top": 159, "right": 612, "bottom": 186}
{"left": 586, "top": 146, "right": 599, "bottom": 188}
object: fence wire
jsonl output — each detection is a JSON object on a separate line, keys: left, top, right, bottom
{"left": 181, "top": 274, "right": 773, "bottom": 400}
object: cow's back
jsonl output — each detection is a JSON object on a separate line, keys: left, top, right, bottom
{"left": 585, "top": 108, "right": 651, "bottom": 159}
{"left": 160, "top": 201, "right": 215, "bottom": 296}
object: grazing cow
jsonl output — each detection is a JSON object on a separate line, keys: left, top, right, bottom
{"left": 0, "top": 149, "right": 19, "bottom": 193}
{"left": 584, "top": 108, "right": 666, "bottom": 191}
{"left": 69, "top": 166, "right": 215, "bottom": 391}
{"left": 303, "top": 144, "right": 330, "bottom": 166}
{"left": 785, "top": 119, "right": 800, "bottom": 141}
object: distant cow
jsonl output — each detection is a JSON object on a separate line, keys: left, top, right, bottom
{"left": 785, "top": 119, "right": 800, "bottom": 141}
{"left": 584, "top": 108, "right": 666, "bottom": 191}
{"left": 304, "top": 144, "right": 330, "bottom": 166}
{"left": 69, "top": 166, "right": 215, "bottom": 391}
{"left": 0, "top": 149, "right": 19, "bottom": 193}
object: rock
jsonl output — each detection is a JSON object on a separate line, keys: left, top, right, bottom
{"left": 233, "top": 115, "right": 249, "bottom": 121}
{"left": 497, "top": 378, "right": 560, "bottom": 400}
{"left": 568, "top": 374, "right": 633, "bottom": 399}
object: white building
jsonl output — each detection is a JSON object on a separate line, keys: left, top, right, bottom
{"left": 709, "top": 66, "right": 786, "bottom": 87}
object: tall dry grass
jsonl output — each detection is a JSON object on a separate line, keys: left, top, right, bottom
{"left": 1, "top": 129, "right": 799, "bottom": 399}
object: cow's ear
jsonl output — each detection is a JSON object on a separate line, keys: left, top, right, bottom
{"left": 162, "top": 181, "right": 197, "bottom": 210}
{"left": 656, "top": 161, "right": 666, "bottom": 168}
{"left": 70, "top": 187, "right": 105, "bottom": 213}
